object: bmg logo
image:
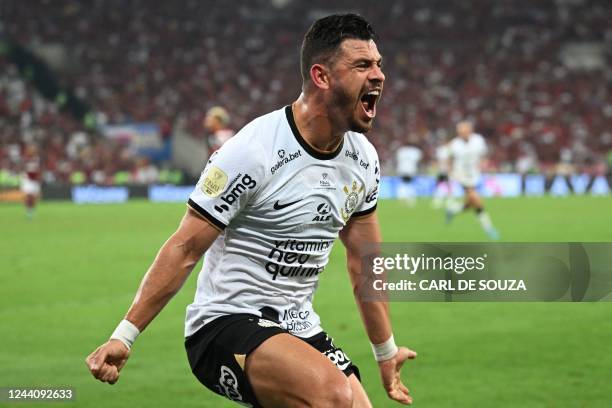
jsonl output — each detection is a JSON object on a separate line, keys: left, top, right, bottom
{"left": 214, "top": 174, "right": 257, "bottom": 213}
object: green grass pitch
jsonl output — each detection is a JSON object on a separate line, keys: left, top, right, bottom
{"left": 2, "top": 196, "right": 612, "bottom": 407}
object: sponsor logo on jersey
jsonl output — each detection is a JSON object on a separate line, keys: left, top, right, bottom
{"left": 282, "top": 309, "right": 310, "bottom": 320}
{"left": 201, "top": 166, "right": 228, "bottom": 197}
{"left": 365, "top": 187, "right": 378, "bottom": 204}
{"left": 345, "top": 149, "right": 369, "bottom": 170}
{"left": 345, "top": 149, "right": 359, "bottom": 161}
{"left": 271, "top": 149, "right": 302, "bottom": 174}
{"left": 224, "top": 173, "right": 243, "bottom": 191}
{"left": 213, "top": 173, "right": 257, "bottom": 213}
{"left": 264, "top": 239, "right": 333, "bottom": 280}
{"left": 312, "top": 202, "right": 332, "bottom": 222}
{"left": 282, "top": 309, "right": 312, "bottom": 333}
{"left": 341, "top": 181, "right": 364, "bottom": 221}
{"left": 285, "top": 320, "right": 313, "bottom": 333}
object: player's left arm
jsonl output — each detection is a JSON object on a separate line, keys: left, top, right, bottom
{"left": 446, "top": 142, "right": 455, "bottom": 174}
{"left": 478, "top": 135, "right": 489, "bottom": 170}
{"left": 339, "top": 212, "right": 417, "bottom": 405}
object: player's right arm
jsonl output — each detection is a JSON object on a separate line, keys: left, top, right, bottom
{"left": 85, "top": 208, "right": 220, "bottom": 384}
{"left": 86, "top": 123, "right": 266, "bottom": 385}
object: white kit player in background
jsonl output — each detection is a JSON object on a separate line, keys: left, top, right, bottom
{"left": 432, "top": 142, "right": 452, "bottom": 209}
{"left": 395, "top": 144, "right": 422, "bottom": 206}
{"left": 446, "top": 121, "right": 499, "bottom": 240}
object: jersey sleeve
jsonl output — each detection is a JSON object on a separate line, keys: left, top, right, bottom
{"left": 352, "top": 144, "right": 380, "bottom": 218}
{"left": 188, "top": 131, "right": 266, "bottom": 230}
{"left": 447, "top": 140, "right": 458, "bottom": 158}
{"left": 478, "top": 136, "right": 488, "bottom": 156}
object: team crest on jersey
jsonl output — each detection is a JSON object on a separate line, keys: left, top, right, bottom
{"left": 201, "top": 166, "right": 228, "bottom": 197}
{"left": 341, "top": 181, "right": 364, "bottom": 221}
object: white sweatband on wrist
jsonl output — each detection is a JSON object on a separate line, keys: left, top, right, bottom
{"left": 110, "top": 319, "right": 140, "bottom": 350}
{"left": 371, "top": 334, "right": 399, "bottom": 362}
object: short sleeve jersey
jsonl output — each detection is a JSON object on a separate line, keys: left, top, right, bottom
{"left": 185, "top": 106, "right": 380, "bottom": 338}
{"left": 448, "top": 133, "right": 487, "bottom": 184}
{"left": 395, "top": 146, "right": 422, "bottom": 176}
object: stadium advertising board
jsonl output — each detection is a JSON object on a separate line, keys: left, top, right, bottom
{"left": 71, "top": 186, "right": 129, "bottom": 204}
{"left": 385, "top": 174, "right": 610, "bottom": 199}
{"left": 41, "top": 175, "right": 612, "bottom": 204}
{"left": 148, "top": 185, "right": 193, "bottom": 202}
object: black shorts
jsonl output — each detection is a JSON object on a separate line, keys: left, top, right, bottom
{"left": 401, "top": 175, "right": 413, "bottom": 183}
{"left": 437, "top": 173, "right": 448, "bottom": 182}
{"left": 185, "top": 314, "right": 360, "bottom": 408}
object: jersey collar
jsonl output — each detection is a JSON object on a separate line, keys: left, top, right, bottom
{"left": 285, "top": 105, "right": 344, "bottom": 160}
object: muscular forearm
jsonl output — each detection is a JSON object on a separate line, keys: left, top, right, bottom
{"left": 124, "top": 232, "right": 205, "bottom": 331}
{"left": 343, "top": 234, "right": 415, "bottom": 405}
{"left": 356, "top": 299, "right": 392, "bottom": 344}
{"left": 347, "top": 253, "right": 392, "bottom": 344}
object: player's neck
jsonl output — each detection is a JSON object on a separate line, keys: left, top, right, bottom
{"left": 292, "top": 95, "right": 344, "bottom": 153}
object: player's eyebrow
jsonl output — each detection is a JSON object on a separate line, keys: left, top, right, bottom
{"left": 353, "top": 57, "right": 383, "bottom": 67}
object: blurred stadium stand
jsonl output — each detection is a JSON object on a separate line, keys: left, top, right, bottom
{"left": 1, "top": 0, "right": 611, "bottom": 191}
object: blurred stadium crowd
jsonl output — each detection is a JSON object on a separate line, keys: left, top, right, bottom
{"left": 1, "top": 0, "right": 611, "bottom": 186}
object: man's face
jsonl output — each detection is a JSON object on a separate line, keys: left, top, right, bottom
{"left": 204, "top": 115, "right": 220, "bottom": 132}
{"left": 326, "top": 39, "right": 385, "bottom": 133}
{"left": 456, "top": 122, "right": 473, "bottom": 140}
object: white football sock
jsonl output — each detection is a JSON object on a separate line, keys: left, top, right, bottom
{"left": 478, "top": 211, "right": 494, "bottom": 230}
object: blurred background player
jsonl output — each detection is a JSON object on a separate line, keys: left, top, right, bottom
{"left": 446, "top": 121, "right": 499, "bottom": 240}
{"left": 20, "top": 144, "right": 41, "bottom": 220}
{"left": 203, "top": 106, "right": 234, "bottom": 155}
{"left": 432, "top": 141, "right": 452, "bottom": 209}
{"left": 395, "top": 141, "right": 422, "bottom": 206}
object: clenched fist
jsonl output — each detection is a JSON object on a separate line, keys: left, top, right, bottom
{"left": 85, "top": 340, "right": 130, "bottom": 385}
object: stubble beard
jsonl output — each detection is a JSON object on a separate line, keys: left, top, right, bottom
{"left": 329, "top": 83, "right": 371, "bottom": 134}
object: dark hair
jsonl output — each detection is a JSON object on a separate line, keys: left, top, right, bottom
{"left": 300, "top": 13, "right": 376, "bottom": 83}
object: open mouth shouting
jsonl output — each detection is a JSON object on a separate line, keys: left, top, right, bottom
{"left": 360, "top": 88, "right": 381, "bottom": 119}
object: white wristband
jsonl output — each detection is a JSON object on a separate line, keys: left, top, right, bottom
{"left": 371, "top": 334, "right": 399, "bottom": 362}
{"left": 110, "top": 319, "right": 140, "bottom": 350}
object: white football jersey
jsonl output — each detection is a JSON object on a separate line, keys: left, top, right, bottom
{"left": 185, "top": 106, "right": 380, "bottom": 338}
{"left": 395, "top": 146, "right": 422, "bottom": 176}
{"left": 435, "top": 144, "right": 450, "bottom": 173}
{"left": 448, "top": 133, "right": 487, "bottom": 187}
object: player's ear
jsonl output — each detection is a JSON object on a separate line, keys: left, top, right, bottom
{"left": 309, "top": 64, "right": 330, "bottom": 90}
